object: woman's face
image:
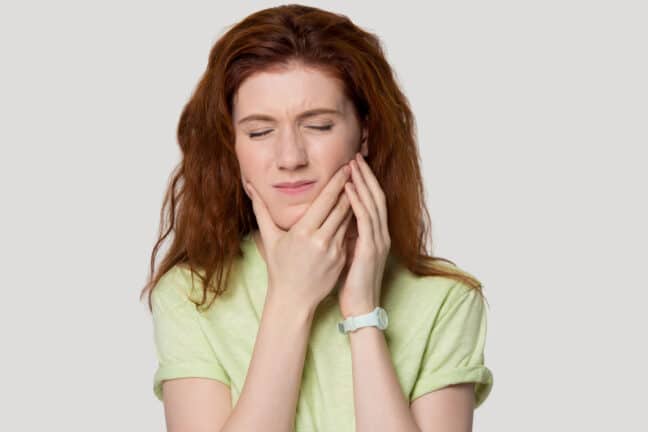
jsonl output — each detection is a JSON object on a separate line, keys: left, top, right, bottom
{"left": 233, "top": 63, "right": 368, "bottom": 231}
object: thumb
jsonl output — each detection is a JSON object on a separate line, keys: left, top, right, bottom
{"left": 246, "top": 182, "right": 279, "bottom": 244}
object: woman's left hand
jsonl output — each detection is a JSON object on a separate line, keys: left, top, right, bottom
{"left": 338, "top": 152, "right": 391, "bottom": 318}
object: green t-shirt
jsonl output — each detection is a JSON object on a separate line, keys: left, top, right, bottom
{"left": 151, "top": 232, "right": 493, "bottom": 430}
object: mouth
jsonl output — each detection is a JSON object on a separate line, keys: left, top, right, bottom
{"left": 273, "top": 181, "right": 316, "bottom": 195}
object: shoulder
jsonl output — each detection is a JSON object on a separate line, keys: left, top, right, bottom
{"left": 383, "top": 258, "right": 483, "bottom": 319}
{"left": 151, "top": 264, "right": 204, "bottom": 306}
{"left": 386, "top": 257, "right": 478, "bottom": 297}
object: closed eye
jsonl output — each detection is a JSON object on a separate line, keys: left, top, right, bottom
{"left": 248, "top": 130, "right": 272, "bottom": 138}
{"left": 309, "top": 124, "right": 334, "bottom": 132}
{"left": 248, "top": 124, "right": 334, "bottom": 139}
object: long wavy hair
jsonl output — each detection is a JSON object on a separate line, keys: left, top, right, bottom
{"left": 140, "top": 4, "right": 486, "bottom": 312}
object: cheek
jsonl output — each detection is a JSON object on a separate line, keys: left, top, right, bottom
{"left": 236, "top": 154, "right": 256, "bottom": 198}
{"left": 236, "top": 146, "right": 263, "bottom": 180}
{"left": 237, "top": 162, "right": 271, "bottom": 202}
{"left": 312, "top": 134, "right": 357, "bottom": 164}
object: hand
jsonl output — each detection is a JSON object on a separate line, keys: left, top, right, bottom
{"left": 338, "top": 152, "right": 391, "bottom": 318}
{"left": 245, "top": 164, "right": 355, "bottom": 312}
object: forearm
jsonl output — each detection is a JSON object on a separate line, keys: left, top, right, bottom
{"left": 221, "top": 292, "right": 315, "bottom": 432}
{"left": 349, "top": 326, "right": 421, "bottom": 432}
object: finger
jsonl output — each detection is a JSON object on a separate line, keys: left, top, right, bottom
{"left": 333, "top": 207, "right": 353, "bottom": 250}
{"left": 350, "top": 159, "right": 381, "bottom": 246}
{"left": 246, "top": 182, "right": 281, "bottom": 244}
{"left": 344, "top": 182, "right": 374, "bottom": 250}
{"left": 354, "top": 153, "right": 389, "bottom": 242}
{"left": 318, "top": 189, "right": 351, "bottom": 242}
{"left": 295, "top": 164, "right": 351, "bottom": 232}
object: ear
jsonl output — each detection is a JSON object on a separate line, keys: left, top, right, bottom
{"left": 359, "top": 119, "right": 369, "bottom": 157}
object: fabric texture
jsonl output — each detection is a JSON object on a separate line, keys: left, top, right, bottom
{"left": 151, "top": 232, "right": 493, "bottom": 430}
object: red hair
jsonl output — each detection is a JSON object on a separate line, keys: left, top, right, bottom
{"left": 140, "top": 4, "right": 485, "bottom": 312}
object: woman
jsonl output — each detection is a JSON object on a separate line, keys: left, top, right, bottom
{"left": 141, "top": 4, "right": 493, "bottom": 432}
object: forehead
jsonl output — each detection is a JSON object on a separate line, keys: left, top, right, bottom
{"left": 232, "top": 65, "right": 348, "bottom": 119}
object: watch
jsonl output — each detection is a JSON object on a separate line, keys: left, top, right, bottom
{"left": 337, "top": 306, "right": 389, "bottom": 334}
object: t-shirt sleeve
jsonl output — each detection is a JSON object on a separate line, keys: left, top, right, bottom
{"left": 409, "top": 281, "right": 494, "bottom": 409}
{"left": 151, "top": 266, "right": 231, "bottom": 402}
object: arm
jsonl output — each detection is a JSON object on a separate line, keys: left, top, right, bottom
{"left": 157, "top": 282, "right": 316, "bottom": 432}
{"left": 220, "top": 292, "right": 315, "bottom": 432}
{"left": 348, "top": 325, "right": 475, "bottom": 432}
{"left": 348, "top": 326, "right": 423, "bottom": 432}
{"left": 340, "top": 154, "right": 478, "bottom": 430}
{"left": 162, "top": 378, "right": 232, "bottom": 432}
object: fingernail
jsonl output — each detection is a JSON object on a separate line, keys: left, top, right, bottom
{"left": 344, "top": 165, "right": 351, "bottom": 175}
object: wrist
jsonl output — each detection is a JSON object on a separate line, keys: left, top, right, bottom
{"left": 265, "top": 291, "right": 317, "bottom": 321}
{"left": 340, "top": 303, "right": 378, "bottom": 319}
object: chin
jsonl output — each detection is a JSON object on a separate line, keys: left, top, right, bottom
{"left": 273, "top": 205, "right": 310, "bottom": 230}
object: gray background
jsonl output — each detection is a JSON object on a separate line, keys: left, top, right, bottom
{"left": 1, "top": 0, "right": 645, "bottom": 430}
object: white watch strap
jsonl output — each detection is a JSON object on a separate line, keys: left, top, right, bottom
{"left": 338, "top": 307, "right": 387, "bottom": 334}
{"left": 353, "top": 310, "right": 378, "bottom": 327}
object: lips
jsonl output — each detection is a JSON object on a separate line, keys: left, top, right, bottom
{"left": 274, "top": 181, "right": 316, "bottom": 195}
{"left": 274, "top": 180, "right": 316, "bottom": 188}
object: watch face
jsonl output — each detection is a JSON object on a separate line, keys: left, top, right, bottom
{"left": 378, "top": 308, "right": 389, "bottom": 328}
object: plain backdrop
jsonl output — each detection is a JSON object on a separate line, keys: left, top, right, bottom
{"left": 1, "top": 0, "right": 646, "bottom": 430}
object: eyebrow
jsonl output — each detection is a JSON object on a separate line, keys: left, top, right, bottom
{"left": 237, "top": 108, "right": 342, "bottom": 125}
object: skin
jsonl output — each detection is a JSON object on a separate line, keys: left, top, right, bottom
{"left": 161, "top": 61, "right": 475, "bottom": 432}
{"left": 233, "top": 61, "right": 368, "bottom": 276}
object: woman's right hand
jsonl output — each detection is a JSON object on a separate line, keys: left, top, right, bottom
{"left": 245, "top": 163, "right": 354, "bottom": 312}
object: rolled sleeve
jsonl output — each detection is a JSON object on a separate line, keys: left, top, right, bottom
{"left": 151, "top": 266, "right": 230, "bottom": 401}
{"left": 410, "top": 281, "right": 494, "bottom": 409}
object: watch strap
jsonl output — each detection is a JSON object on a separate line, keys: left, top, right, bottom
{"left": 337, "top": 306, "right": 388, "bottom": 334}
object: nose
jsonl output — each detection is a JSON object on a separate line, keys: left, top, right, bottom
{"left": 275, "top": 127, "right": 308, "bottom": 170}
